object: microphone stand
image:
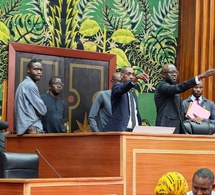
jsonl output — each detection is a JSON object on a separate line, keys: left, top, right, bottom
{"left": 35, "top": 149, "right": 62, "bottom": 178}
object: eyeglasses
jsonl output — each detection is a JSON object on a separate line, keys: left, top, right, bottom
{"left": 163, "top": 71, "right": 179, "bottom": 75}
{"left": 53, "top": 82, "right": 64, "bottom": 86}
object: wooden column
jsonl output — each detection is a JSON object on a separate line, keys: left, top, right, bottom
{"left": 178, "top": 0, "right": 215, "bottom": 101}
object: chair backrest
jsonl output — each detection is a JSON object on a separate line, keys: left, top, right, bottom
{"left": 0, "top": 152, "right": 39, "bottom": 178}
{"left": 0, "top": 132, "right": 9, "bottom": 152}
{"left": 0, "top": 120, "right": 9, "bottom": 131}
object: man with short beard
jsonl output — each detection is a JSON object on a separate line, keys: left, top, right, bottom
{"left": 183, "top": 81, "right": 215, "bottom": 124}
{"left": 41, "top": 77, "right": 67, "bottom": 133}
{"left": 154, "top": 64, "right": 215, "bottom": 134}
{"left": 104, "top": 67, "right": 149, "bottom": 132}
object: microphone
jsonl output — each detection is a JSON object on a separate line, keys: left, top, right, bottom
{"left": 35, "top": 149, "right": 62, "bottom": 178}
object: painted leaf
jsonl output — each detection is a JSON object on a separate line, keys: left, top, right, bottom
{"left": 79, "top": 19, "right": 100, "bottom": 37}
{"left": 0, "top": 22, "right": 10, "bottom": 44}
{"left": 10, "top": 14, "right": 45, "bottom": 44}
{"left": 83, "top": 41, "right": 97, "bottom": 52}
{"left": 141, "top": 28, "right": 177, "bottom": 64}
{"left": 111, "top": 29, "right": 136, "bottom": 44}
{"left": 0, "top": 0, "right": 41, "bottom": 16}
{"left": 109, "top": 48, "right": 130, "bottom": 68}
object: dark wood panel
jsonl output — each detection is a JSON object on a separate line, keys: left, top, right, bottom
{"left": 7, "top": 42, "right": 116, "bottom": 132}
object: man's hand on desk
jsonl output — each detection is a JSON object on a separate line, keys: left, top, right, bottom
{"left": 189, "top": 113, "right": 203, "bottom": 124}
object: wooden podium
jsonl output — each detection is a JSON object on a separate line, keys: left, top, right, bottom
{"left": 5, "top": 132, "right": 215, "bottom": 194}
{"left": 0, "top": 177, "right": 124, "bottom": 195}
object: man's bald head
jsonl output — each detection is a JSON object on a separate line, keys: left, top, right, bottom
{"left": 111, "top": 72, "right": 121, "bottom": 84}
{"left": 162, "top": 64, "right": 178, "bottom": 84}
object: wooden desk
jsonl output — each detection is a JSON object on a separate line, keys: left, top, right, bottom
{"left": 5, "top": 132, "right": 215, "bottom": 194}
{"left": 0, "top": 177, "right": 124, "bottom": 195}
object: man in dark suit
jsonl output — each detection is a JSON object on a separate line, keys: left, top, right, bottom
{"left": 183, "top": 81, "right": 215, "bottom": 124}
{"left": 104, "top": 67, "right": 149, "bottom": 132}
{"left": 154, "top": 63, "right": 215, "bottom": 134}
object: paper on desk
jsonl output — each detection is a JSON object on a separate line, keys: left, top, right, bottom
{"left": 186, "top": 102, "right": 210, "bottom": 119}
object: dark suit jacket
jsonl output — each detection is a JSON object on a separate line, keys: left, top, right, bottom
{"left": 154, "top": 78, "right": 197, "bottom": 134}
{"left": 103, "top": 80, "right": 142, "bottom": 131}
{"left": 183, "top": 96, "right": 215, "bottom": 124}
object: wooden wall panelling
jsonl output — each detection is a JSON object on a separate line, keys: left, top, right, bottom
{"left": 208, "top": 0, "right": 215, "bottom": 98}
{"left": 178, "top": 0, "right": 215, "bottom": 101}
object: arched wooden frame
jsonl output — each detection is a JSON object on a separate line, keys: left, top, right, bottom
{"left": 7, "top": 42, "right": 116, "bottom": 132}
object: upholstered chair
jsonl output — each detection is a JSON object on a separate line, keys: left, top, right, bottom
{"left": 0, "top": 152, "right": 39, "bottom": 178}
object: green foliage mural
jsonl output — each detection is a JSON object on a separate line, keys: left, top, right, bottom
{"left": 0, "top": 0, "right": 179, "bottom": 124}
